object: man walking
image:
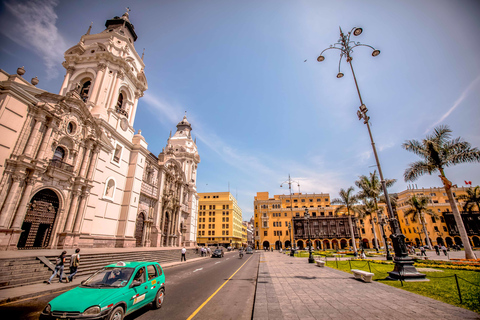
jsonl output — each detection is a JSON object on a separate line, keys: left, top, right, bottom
{"left": 420, "top": 246, "right": 426, "bottom": 256}
{"left": 441, "top": 245, "right": 448, "bottom": 256}
{"left": 67, "top": 248, "right": 80, "bottom": 283}
{"left": 434, "top": 244, "right": 440, "bottom": 255}
{"left": 181, "top": 247, "right": 187, "bottom": 262}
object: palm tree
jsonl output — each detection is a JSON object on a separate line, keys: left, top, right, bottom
{"left": 355, "top": 171, "right": 396, "bottom": 250}
{"left": 402, "top": 125, "right": 480, "bottom": 259}
{"left": 355, "top": 198, "right": 377, "bottom": 249}
{"left": 403, "top": 195, "right": 438, "bottom": 249}
{"left": 332, "top": 187, "right": 359, "bottom": 255}
{"left": 457, "top": 186, "right": 480, "bottom": 213}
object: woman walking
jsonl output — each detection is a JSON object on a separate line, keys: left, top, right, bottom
{"left": 47, "top": 251, "right": 67, "bottom": 284}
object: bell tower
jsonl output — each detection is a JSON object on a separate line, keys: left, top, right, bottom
{"left": 59, "top": 10, "right": 147, "bottom": 127}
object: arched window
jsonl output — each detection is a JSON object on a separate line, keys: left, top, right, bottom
{"left": 80, "top": 81, "right": 91, "bottom": 102}
{"left": 115, "top": 93, "right": 128, "bottom": 117}
{"left": 104, "top": 178, "right": 116, "bottom": 200}
{"left": 53, "top": 147, "right": 65, "bottom": 161}
{"left": 116, "top": 93, "right": 124, "bottom": 109}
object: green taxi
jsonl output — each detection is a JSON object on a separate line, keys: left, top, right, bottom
{"left": 40, "top": 261, "right": 165, "bottom": 320}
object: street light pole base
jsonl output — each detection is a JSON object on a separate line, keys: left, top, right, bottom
{"left": 387, "top": 257, "right": 429, "bottom": 282}
{"left": 290, "top": 250, "right": 295, "bottom": 257}
{"left": 308, "top": 257, "right": 315, "bottom": 263}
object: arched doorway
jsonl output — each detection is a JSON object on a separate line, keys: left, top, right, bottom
{"left": 256, "top": 241, "right": 259, "bottom": 249}
{"left": 323, "top": 240, "right": 330, "bottom": 249}
{"left": 362, "top": 239, "right": 370, "bottom": 249}
{"left": 454, "top": 237, "right": 462, "bottom": 246}
{"left": 340, "top": 239, "right": 347, "bottom": 249}
{"left": 436, "top": 237, "right": 444, "bottom": 246}
{"left": 415, "top": 238, "right": 421, "bottom": 247}
{"left": 332, "top": 239, "right": 338, "bottom": 250}
{"left": 135, "top": 212, "right": 145, "bottom": 247}
{"left": 263, "top": 241, "right": 270, "bottom": 250}
{"left": 17, "top": 189, "right": 60, "bottom": 249}
{"left": 472, "top": 236, "right": 480, "bottom": 247}
{"left": 275, "top": 241, "right": 282, "bottom": 250}
{"left": 445, "top": 237, "right": 453, "bottom": 247}
{"left": 315, "top": 240, "right": 321, "bottom": 250}
{"left": 162, "top": 212, "right": 170, "bottom": 247}
{"left": 285, "top": 240, "right": 291, "bottom": 248}
{"left": 297, "top": 240, "right": 304, "bottom": 250}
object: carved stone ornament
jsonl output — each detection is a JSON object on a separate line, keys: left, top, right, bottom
{"left": 97, "top": 62, "right": 107, "bottom": 71}
{"left": 120, "top": 117, "right": 128, "bottom": 131}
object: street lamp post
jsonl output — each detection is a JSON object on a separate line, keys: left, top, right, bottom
{"left": 377, "top": 212, "right": 392, "bottom": 260}
{"left": 304, "top": 208, "right": 315, "bottom": 263}
{"left": 317, "top": 27, "right": 427, "bottom": 281}
{"left": 281, "top": 174, "right": 300, "bottom": 257}
{"left": 288, "top": 222, "right": 293, "bottom": 254}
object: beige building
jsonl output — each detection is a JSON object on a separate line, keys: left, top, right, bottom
{"left": 197, "top": 192, "right": 243, "bottom": 248}
{"left": 0, "top": 11, "right": 199, "bottom": 250}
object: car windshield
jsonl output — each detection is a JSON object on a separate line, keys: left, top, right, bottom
{"left": 82, "top": 267, "right": 134, "bottom": 288}
{"left": 214, "top": 249, "right": 222, "bottom": 253}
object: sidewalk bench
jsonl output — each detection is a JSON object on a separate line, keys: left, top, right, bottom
{"left": 351, "top": 269, "right": 374, "bottom": 283}
{"left": 315, "top": 260, "right": 325, "bottom": 267}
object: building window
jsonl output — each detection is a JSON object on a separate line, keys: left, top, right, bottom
{"left": 112, "top": 142, "right": 123, "bottom": 165}
{"left": 103, "top": 178, "right": 116, "bottom": 200}
{"left": 264, "top": 231, "right": 267, "bottom": 236}
{"left": 80, "top": 80, "right": 91, "bottom": 102}
{"left": 53, "top": 146, "right": 66, "bottom": 161}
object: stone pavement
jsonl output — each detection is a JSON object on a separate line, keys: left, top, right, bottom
{"left": 253, "top": 252, "right": 480, "bottom": 320}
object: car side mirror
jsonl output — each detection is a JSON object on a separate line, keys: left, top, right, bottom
{"left": 129, "top": 280, "right": 142, "bottom": 288}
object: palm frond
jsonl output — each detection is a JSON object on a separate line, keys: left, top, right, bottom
{"left": 404, "top": 161, "right": 436, "bottom": 182}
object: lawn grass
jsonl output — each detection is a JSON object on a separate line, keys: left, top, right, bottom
{"left": 324, "top": 259, "right": 480, "bottom": 314}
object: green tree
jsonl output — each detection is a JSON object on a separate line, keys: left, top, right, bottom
{"left": 355, "top": 198, "right": 376, "bottom": 249}
{"left": 457, "top": 186, "right": 480, "bottom": 213}
{"left": 355, "top": 171, "right": 396, "bottom": 250}
{"left": 332, "top": 187, "right": 359, "bottom": 255}
{"left": 404, "top": 195, "right": 438, "bottom": 249}
{"left": 402, "top": 125, "right": 480, "bottom": 259}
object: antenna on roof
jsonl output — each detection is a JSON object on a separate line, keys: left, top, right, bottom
{"left": 141, "top": 48, "right": 145, "bottom": 60}
{"left": 86, "top": 22, "right": 93, "bottom": 35}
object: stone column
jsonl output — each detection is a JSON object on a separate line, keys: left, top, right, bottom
{"left": 11, "top": 178, "right": 35, "bottom": 229}
{"left": 59, "top": 67, "right": 74, "bottom": 95}
{"left": 73, "top": 143, "right": 86, "bottom": 174}
{"left": 73, "top": 191, "right": 88, "bottom": 233}
{"left": 79, "top": 143, "right": 92, "bottom": 178}
{"left": 63, "top": 190, "right": 80, "bottom": 232}
{"left": 23, "top": 115, "right": 44, "bottom": 158}
{"left": 88, "top": 63, "right": 106, "bottom": 104}
{"left": 86, "top": 146, "right": 99, "bottom": 181}
{"left": 35, "top": 118, "right": 55, "bottom": 161}
{"left": 129, "top": 92, "right": 142, "bottom": 126}
{"left": 106, "top": 71, "right": 124, "bottom": 111}
{"left": 0, "top": 175, "right": 23, "bottom": 227}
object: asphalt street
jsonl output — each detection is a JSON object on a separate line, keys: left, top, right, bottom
{"left": 0, "top": 251, "right": 259, "bottom": 320}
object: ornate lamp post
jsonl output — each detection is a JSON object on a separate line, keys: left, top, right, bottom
{"left": 281, "top": 174, "right": 300, "bottom": 257}
{"left": 317, "top": 27, "right": 426, "bottom": 281}
{"left": 288, "top": 222, "right": 293, "bottom": 255}
{"left": 304, "top": 208, "right": 315, "bottom": 263}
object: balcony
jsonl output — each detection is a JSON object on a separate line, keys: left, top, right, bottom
{"left": 115, "top": 107, "right": 129, "bottom": 118}
{"left": 46, "top": 159, "right": 75, "bottom": 181}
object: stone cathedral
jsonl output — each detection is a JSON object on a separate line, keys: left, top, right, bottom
{"left": 0, "top": 11, "right": 200, "bottom": 250}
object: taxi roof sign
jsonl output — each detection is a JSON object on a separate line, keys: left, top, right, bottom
{"left": 116, "top": 261, "right": 126, "bottom": 266}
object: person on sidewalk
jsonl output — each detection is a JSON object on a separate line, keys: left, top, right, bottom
{"left": 441, "top": 245, "right": 448, "bottom": 256}
{"left": 47, "top": 251, "right": 67, "bottom": 284}
{"left": 420, "top": 246, "right": 426, "bottom": 256}
{"left": 181, "top": 247, "right": 187, "bottom": 261}
{"left": 434, "top": 244, "right": 440, "bottom": 255}
{"left": 67, "top": 248, "right": 81, "bottom": 283}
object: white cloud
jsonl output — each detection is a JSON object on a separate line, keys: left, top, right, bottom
{"left": 0, "top": 0, "right": 67, "bottom": 79}
{"left": 425, "top": 75, "right": 480, "bottom": 134}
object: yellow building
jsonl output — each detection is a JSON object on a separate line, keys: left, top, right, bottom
{"left": 241, "top": 222, "right": 248, "bottom": 247}
{"left": 254, "top": 187, "right": 480, "bottom": 251}
{"left": 197, "top": 192, "right": 243, "bottom": 248}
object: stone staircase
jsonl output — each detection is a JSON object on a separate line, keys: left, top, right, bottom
{"left": 0, "top": 248, "right": 198, "bottom": 289}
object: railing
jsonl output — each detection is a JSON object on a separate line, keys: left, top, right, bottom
{"left": 115, "top": 107, "right": 129, "bottom": 118}
{"left": 49, "top": 159, "right": 74, "bottom": 172}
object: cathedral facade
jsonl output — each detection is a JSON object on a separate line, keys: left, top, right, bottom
{"left": 0, "top": 12, "right": 199, "bottom": 250}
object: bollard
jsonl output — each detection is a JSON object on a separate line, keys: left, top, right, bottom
{"left": 454, "top": 274, "right": 463, "bottom": 304}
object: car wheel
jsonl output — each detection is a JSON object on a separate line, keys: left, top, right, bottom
{"left": 152, "top": 287, "right": 165, "bottom": 309}
{"left": 108, "top": 306, "right": 124, "bottom": 320}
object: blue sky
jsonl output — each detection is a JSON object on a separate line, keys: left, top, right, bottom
{"left": 1, "top": 0, "right": 479, "bottom": 220}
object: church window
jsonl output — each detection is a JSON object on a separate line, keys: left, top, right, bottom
{"left": 80, "top": 80, "right": 91, "bottom": 102}
{"left": 112, "top": 142, "right": 123, "bottom": 165}
{"left": 104, "top": 178, "right": 116, "bottom": 200}
{"left": 67, "top": 122, "right": 76, "bottom": 135}
{"left": 53, "top": 147, "right": 66, "bottom": 161}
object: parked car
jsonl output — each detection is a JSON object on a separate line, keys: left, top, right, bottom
{"left": 40, "top": 261, "right": 165, "bottom": 320}
{"left": 212, "top": 249, "right": 224, "bottom": 258}
{"left": 246, "top": 247, "right": 253, "bottom": 254}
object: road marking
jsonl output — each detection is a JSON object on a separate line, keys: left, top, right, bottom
{"left": 193, "top": 268, "right": 203, "bottom": 272}
{"left": 186, "top": 255, "right": 252, "bottom": 320}
{"left": 215, "top": 261, "right": 221, "bottom": 264}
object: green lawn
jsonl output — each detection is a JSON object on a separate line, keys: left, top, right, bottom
{"left": 324, "top": 259, "right": 480, "bottom": 314}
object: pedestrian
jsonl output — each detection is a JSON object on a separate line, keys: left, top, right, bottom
{"left": 47, "top": 251, "right": 67, "bottom": 284}
{"left": 360, "top": 249, "right": 366, "bottom": 259}
{"left": 207, "top": 247, "right": 211, "bottom": 256}
{"left": 441, "top": 245, "right": 448, "bottom": 256}
{"left": 67, "top": 248, "right": 80, "bottom": 283}
{"left": 434, "top": 245, "right": 440, "bottom": 255}
{"left": 181, "top": 247, "right": 187, "bottom": 261}
{"left": 420, "top": 246, "right": 426, "bottom": 256}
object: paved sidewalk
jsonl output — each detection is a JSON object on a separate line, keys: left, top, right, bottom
{"left": 253, "top": 252, "right": 479, "bottom": 320}
{"left": 0, "top": 255, "right": 209, "bottom": 305}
